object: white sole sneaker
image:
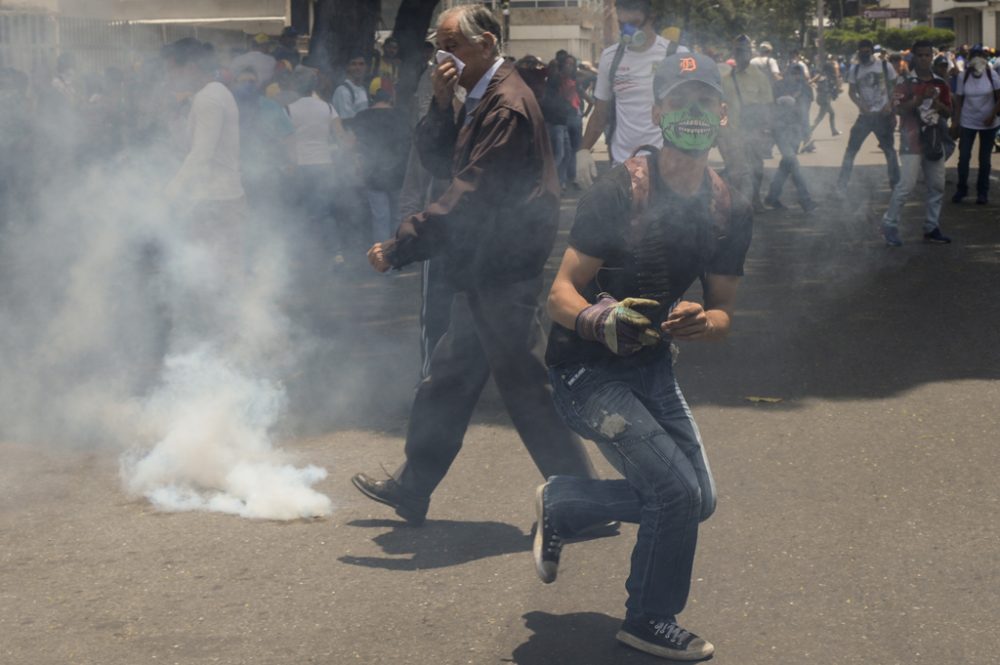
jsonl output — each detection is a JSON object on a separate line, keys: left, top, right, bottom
{"left": 616, "top": 628, "right": 715, "bottom": 661}
{"left": 532, "top": 483, "right": 559, "bottom": 584}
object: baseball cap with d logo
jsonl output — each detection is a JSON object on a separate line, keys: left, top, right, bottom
{"left": 653, "top": 52, "right": 724, "bottom": 101}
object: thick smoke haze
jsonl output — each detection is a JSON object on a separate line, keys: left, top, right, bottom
{"left": 0, "top": 87, "right": 337, "bottom": 520}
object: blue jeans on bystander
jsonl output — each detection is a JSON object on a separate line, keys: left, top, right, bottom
{"left": 955, "top": 126, "right": 998, "bottom": 199}
{"left": 547, "top": 122, "right": 571, "bottom": 187}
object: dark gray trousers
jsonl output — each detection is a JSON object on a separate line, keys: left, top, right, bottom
{"left": 395, "top": 275, "right": 598, "bottom": 498}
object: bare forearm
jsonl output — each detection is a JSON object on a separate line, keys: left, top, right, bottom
{"left": 547, "top": 279, "right": 590, "bottom": 331}
{"left": 581, "top": 102, "right": 608, "bottom": 151}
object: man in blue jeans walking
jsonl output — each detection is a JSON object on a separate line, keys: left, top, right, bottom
{"left": 535, "top": 52, "right": 752, "bottom": 661}
{"left": 835, "top": 39, "right": 900, "bottom": 193}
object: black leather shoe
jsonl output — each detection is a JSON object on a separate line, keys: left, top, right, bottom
{"left": 351, "top": 473, "right": 429, "bottom": 525}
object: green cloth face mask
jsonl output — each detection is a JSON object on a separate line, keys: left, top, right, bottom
{"left": 659, "top": 104, "right": 721, "bottom": 154}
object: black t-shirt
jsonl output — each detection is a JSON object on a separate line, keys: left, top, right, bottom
{"left": 545, "top": 158, "right": 753, "bottom": 368}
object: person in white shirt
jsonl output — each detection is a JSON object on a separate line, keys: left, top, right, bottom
{"left": 750, "top": 41, "right": 781, "bottom": 82}
{"left": 332, "top": 53, "right": 371, "bottom": 120}
{"left": 163, "top": 38, "right": 245, "bottom": 207}
{"left": 575, "top": 0, "right": 685, "bottom": 185}
{"left": 835, "top": 38, "right": 900, "bottom": 192}
{"left": 951, "top": 45, "right": 1000, "bottom": 204}
{"left": 161, "top": 38, "right": 248, "bottom": 342}
{"left": 285, "top": 66, "right": 346, "bottom": 262}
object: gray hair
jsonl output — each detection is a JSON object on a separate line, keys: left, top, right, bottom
{"left": 439, "top": 5, "right": 502, "bottom": 57}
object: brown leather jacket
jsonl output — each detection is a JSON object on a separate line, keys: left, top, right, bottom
{"left": 382, "top": 62, "right": 559, "bottom": 286}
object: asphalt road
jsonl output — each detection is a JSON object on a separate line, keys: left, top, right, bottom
{"left": 2, "top": 94, "right": 999, "bottom": 665}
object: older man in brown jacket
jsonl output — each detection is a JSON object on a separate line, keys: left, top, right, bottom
{"left": 354, "top": 4, "right": 600, "bottom": 525}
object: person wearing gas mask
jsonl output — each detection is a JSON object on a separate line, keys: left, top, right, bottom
{"left": 835, "top": 39, "right": 900, "bottom": 194}
{"left": 574, "top": 0, "right": 685, "bottom": 187}
{"left": 535, "top": 52, "right": 752, "bottom": 661}
{"left": 951, "top": 44, "right": 1000, "bottom": 205}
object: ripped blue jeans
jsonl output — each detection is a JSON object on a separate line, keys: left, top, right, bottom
{"left": 547, "top": 352, "right": 716, "bottom": 621}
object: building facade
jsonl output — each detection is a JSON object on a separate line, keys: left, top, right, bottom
{"left": 932, "top": 0, "right": 1000, "bottom": 47}
{"left": 441, "top": 0, "right": 609, "bottom": 64}
{"left": 0, "top": 0, "right": 285, "bottom": 74}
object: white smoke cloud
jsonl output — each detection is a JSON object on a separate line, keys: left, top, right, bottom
{"left": 123, "top": 348, "right": 331, "bottom": 519}
{"left": 0, "top": 90, "right": 335, "bottom": 520}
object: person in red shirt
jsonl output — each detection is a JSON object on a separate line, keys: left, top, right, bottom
{"left": 880, "top": 40, "right": 953, "bottom": 246}
{"left": 561, "top": 54, "right": 585, "bottom": 189}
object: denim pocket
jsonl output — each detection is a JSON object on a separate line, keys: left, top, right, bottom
{"left": 549, "top": 364, "right": 600, "bottom": 439}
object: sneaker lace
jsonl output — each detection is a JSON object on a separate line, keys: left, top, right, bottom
{"left": 650, "top": 620, "right": 691, "bottom": 645}
{"left": 542, "top": 515, "right": 562, "bottom": 554}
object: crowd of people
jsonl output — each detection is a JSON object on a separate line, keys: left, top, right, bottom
{"left": 2, "top": 0, "right": 998, "bottom": 662}
{"left": 0, "top": 27, "right": 419, "bottom": 264}
{"left": 3, "top": 19, "right": 996, "bottom": 251}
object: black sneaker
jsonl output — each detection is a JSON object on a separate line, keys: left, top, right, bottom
{"left": 976, "top": 194, "right": 988, "bottom": 205}
{"left": 532, "top": 482, "right": 562, "bottom": 584}
{"left": 616, "top": 617, "right": 715, "bottom": 661}
{"left": 883, "top": 225, "right": 903, "bottom": 247}
{"left": 923, "top": 228, "right": 952, "bottom": 244}
{"left": 952, "top": 191, "right": 965, "bottom": 204}
{"left": 351, "top": 473, "right": 429, "bottom": 525}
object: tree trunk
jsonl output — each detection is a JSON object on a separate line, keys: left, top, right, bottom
{"left": 306, "top": 0, "right": 382, "bottom": 79}
{"left": 389, "top": 0, "right": 441, "bottom": 121}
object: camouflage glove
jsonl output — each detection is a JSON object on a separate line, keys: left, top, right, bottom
{"left": 575, "top": 293, "right": 662, "bottom": 356}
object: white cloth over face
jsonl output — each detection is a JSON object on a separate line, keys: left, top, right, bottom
{"left": 435, "top": 50, "right": 466, "bottom": 79}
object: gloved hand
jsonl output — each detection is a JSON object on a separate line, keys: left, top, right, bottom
{"left": 575, "top": 294, "right": 661, "bottom": 356}
{"left": 576, "top": 149, "right": 598, "bottom": 188}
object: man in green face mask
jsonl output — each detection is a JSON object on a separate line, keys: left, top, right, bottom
{"left": 535, "top": 52, "right": 753, "bottom": 661}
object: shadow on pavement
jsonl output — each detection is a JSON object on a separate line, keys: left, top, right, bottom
{"left": 507, "top": 611, "right": 675, "bottom": 665}
{"left": 338, "top": 518, "right": 529, "bottom": 570}
{"left": 678, "top": 164, "right": 1000, "bottom": 408}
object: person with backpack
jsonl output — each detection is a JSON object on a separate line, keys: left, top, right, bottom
{"left": 950, "top": 44, "right": 1000, "bottom": 205}
{"left": 750, "top": 41, "right": 781, "bottom": 83}
{"left": 835, "top": 39, "right": 901, "bottom": 194}
{"left": 331, "top": 53, "right": 370, "bottom": 120}
{"left": 575, "top": 0, "right": 685, "bottom": 186}
{"left": 535, "top": 52, "right": 752, "bottom": 661}
{"left": 880, "top": 40, "right": 953, "bottom": 246}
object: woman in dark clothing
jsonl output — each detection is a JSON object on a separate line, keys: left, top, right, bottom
{"left": 541, "top": 55, "right": 574, "bottom": 189}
